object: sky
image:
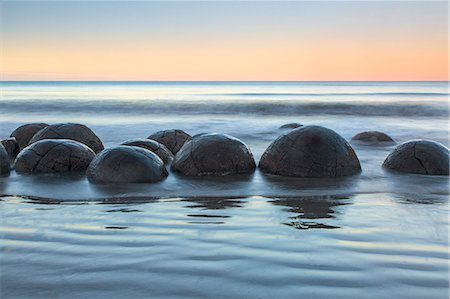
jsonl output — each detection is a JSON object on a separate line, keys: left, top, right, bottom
{"left": 0, "top": 1, "right": 448, "bottom": 81}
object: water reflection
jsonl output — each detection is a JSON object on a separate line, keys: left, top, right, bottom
{"left": 269, "top": 195, "right": 352, "bottom": 230}
{"left": 182, "top": 197, "right": 245, "bottom": 224}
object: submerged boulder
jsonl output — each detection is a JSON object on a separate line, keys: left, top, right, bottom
{"left": 1, "top": 137, "right": 20, "bottom": 161}
{"left": 29, "top": 123, "right": 104, "bottom": 153}
{"left": 121, "top": 138, "right": 173, "bottom": 164}
{"left": 87, "top": 146, "right": 168, "bottom": 183}
{"left": 0, "top": 143, "right": 10, "bottom": 175}
{"left": 15, "top": 139, "right": 95, "bottom": 174}
{"left": 171, "top": 133, "right": 256, "bottom": 176}
{"left": 383, "top": 140, "right": 449, "bottom": 175}
{"left": 148, "top": 129, "right": 191, "bottom": 154}
{"left": 10, "top": 122, "right": 48, "bottom": 150}
{"left": 259, "top": 125, "right": 361, "bottom": 177}
{"left": 279, "top": 123, "right": 303, "bottom": 129}
{"left": 351, "top": 131, "right": 395, "bottom": 144}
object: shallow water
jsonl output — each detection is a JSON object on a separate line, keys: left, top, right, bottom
{"left": 0, "top": 81, "right": 449, "bottom": 298}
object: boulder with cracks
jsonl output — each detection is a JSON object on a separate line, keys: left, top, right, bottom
{"left": 10, "top": 123, "right": 49, "bottom": 150}
{"left": 171, "top": 133, "right": 256, "bottom": 176}
{"left": 1, "top": 137, "right": 20, "bottom": 161}
{"left": 259, "top": 125, "right": 361, "bottom": 177}
{"left": 0, "top": 143, "right": 10, "bottom": 175}
{"left": 148, "top": 129, "right": 192, "bottom": 154}
{"left": 383, "top": 140, "right": 449, "bottom": 175}
{"left": 121, "top": 138, "right": 173, "bottom": 164}
{"left": 15, "top": 139, "right": 95, "bottom": 174}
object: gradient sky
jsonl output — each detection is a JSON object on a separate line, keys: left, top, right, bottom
{"left": 1, "top": 1, "right": 448, "bottom": 81}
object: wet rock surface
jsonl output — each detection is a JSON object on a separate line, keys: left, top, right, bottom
{"left": 1, "top": 137, "right": 20, "bottom": 161}
{"left": 0, "top": 143, "right": 11, "bottom": 175}
{"left": 148, "top": 129, "right": 192, "bottom": 154}
{"left": 10, "top": 123, "right": 49, "bottom": 150}
{"left": 29, "top": 123, "right": 104, "bottom": 153}
{"left": 14, "top": 139, "right": 95, "bottom": 174}
{"left": 351, "top": 131, "right": 395, "bottom": 143}
{"left": 87, "top": 146, "right": 168, "bottom": 183}
{"left": 383, "top": 140, "right": 449, "bottom": 175}
{"left": 259, "top": 125, "right": 361, "bottom": 177}
{"left": 121, "top": 138, "right": 173, "bottom": 164}
{"left": 171, "top": 133, "right": 256, "bottom": 176}
{"left": 279, "top": 123, "right": 303, "bottom": 129}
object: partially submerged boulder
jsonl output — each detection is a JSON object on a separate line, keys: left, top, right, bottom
{"left": 0, "top": 143, "right": 10, "bottom": 175}
{"left": 259, "top": 125, "right": 361, "bottom": 177}
{"left": 351, "top": 131, "right": 395, "bottom": 144}
{"left": 10, "top": 123, "right": 48, "bottom": 150}
{"left": 87, "top": 146, "right": 168, "bottom": 183}
{"left": 148, "top": 129, "right": 191, "bottom": 154}
{"left": 15, "top": 139, "right": 95, "bottom": 174}
{"left": 383, "top": 140, "right": 449, "bottom": 175}
{"left": 279, "top": 123, "right": 303, "bottom": 129}
{"left": 121, "top": 138, "right": 173, "bottom": 164}
{"left": 29, "top": 123, "right": 103, "bottom": 153}
{"left": 1, "top": 137, "right": 20, "bottom": 161}
{"left": 171, "top": 133, "right": 256, "bottom": 176}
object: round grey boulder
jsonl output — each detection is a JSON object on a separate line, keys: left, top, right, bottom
{"left": 1, "top": 137, "right": 20, "bottom": 161}
{"left": 383, "top": 140, "right": 449, "bottom": 175}
{"left": 10, "top": 123, "right": 49, "bottom": 150}
{"left": 148, "top": 129, "right": 192, "bottom": 154}
{"left": 279, "top": 123, "right": 303, "bottom": 129}
{"left": 15, "top": 139, "right": 95, "bottom": 174}
{"left": 121, "top": 138, "right": 173, "bottom": 164}
{"left": 87, "top": 146, "right": 168, "bottom": 183}
{"left": 351, "top": 131, "right": 395, "bottom": 143}
{"left": 171, "top": 133, "right": 256, "bottom": 176}
{"left": 0, "top": 143, "right": 10, "bottom": 175}
{"left": 259, "top": 125, "right": 361, "bottom": 177}
{"left": 29, "top": 123, "right": 104, "bottom": 153}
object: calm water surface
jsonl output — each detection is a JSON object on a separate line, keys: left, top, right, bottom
{"left": 0, "top": 81, "right": 448, "bottom": 298}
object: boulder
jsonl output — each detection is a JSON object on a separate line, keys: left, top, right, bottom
{"left": 10, "top": 123, "right": 48, "bottom": 150}
{"left": 1, "top": 137, "right": 20, "bottom": 161}
{"left": 383, "top": 140, "right": 449, "bottom": 175}
{"left": 15, "top": 139, "right": 95, "bottom": 174}
{"left": 121, "top": 138, "right": 173, "bottom": 164}
{"left": 0, "top": 143, "right": 10, "bottom": 175}
{"left": 171, "top": 133, "right": 256, "bottom": 176}
{"left": 29, "top": 123, "right": 103, "bottom": 153}
{"left": 259, "top": 125, "right": 361, "bottom": 177}
{"left": 351, "top": 131, "right": 395, "bottom": 143}
{"left": 87, "top": 146, "right": 168, "bottom": 183}
{"left": 148, "top": 129, "right": 191, "bottom": 154}
{"left": 279, "top": 123, "right": 303, "bottom": 129}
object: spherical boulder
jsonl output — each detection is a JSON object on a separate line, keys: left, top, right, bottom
{"left": 87, "top": 146, "right": 168, "bottom": 183}
{"left": 148, "top": 129, "right": 191, "bottom": 154}
{"left": 171, "top": 133, "right": 256, "bottom": 176}
{"left": 10, "top": 123, "right": 48, "bottom": 150}
{"left": 29, "top": 123, "right": 104, "bottom": 153}
{"left": 351, "top": 131, "right": 395, "bottom": 143}
{"left": 1, "top": 137, "right": 20, "bottom": 161}
{"left": 121, "top": 138, "right": 173, "bottom": 164}
{"left": 383, "top": 140, "right": 449, "bottom": 175}
{"left": 279, "top": 123, "right": 303, "bottom": 129}
{"left": 14, "top": 139, "right": 95, "bottom": 174}
{"left": 259, "top": 125, "right": 361, "bottom": 177}
{"left": 0, "top": 143, "right": 10, "bottom": 175}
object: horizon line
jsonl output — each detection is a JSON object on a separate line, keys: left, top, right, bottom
{"left": 1, "top": 80, "right": 449, "bottom": 83}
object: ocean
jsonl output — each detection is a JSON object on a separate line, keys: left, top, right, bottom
{"left": 0, "top": 81, "right": 448, "bottom": 298}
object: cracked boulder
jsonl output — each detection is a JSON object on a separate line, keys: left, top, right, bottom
{"left": 121, "top": 138, "right": 173, "bottom": 164}
{"left": 87, "top": 146, "right": 168, "bottom": 183}
{"left": 351, "top": 131, "right": 395, "bottom": 144}
{"left": 14, "top": 139, "right": 95, "bottom": 174}
{"left": 1, "top": 137, "right": 20, "bottom": 161}
{"left": 0, "top": 143, "right": 11, "bottom": 175}
{"left": 171, "top": 133, "right": 256, "bottom": 176}
{"left": 29, "top": 123, "right": 104, "bottom": 153}
{"left": 279, "top": 123, "right": 303, "bottom": 130}
{"left": 10, "top": 123, "right": 49, "bottom": 150}
{"left": 383, "top": 140, "right": 449, "bottom": 175}
{"left": 259, "top": 125, "right": 361, "bottom": 177}
{"left": 148, "top": 129, "right": 192, "bottom": 154}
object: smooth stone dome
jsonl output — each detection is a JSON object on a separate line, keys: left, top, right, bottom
{"left": 148, "top": 129, "right": 192, "bottom": 154}
{"left": 29, "top": 123, "right": 104, "bottom": 153}
{"left": 171, "top": 133, "right": 256, "bottom": 176}
{"left": 87, "top": 146, "right": 168, "bottom": 183}
{"left": 10, "top": 123, "right": 48, "bottom": 150}
{"left": 1, "top": 137, "right": 20, "bottom": 161}
{"left": 121, "top": 138, "right": 173, "bottom": 164}
{"left": 279, "top": 123, "right": 303, "bottom": 129}
{"left": 351, "top": 131, "right": 395, "bottom": 143}
{"left": 259, "top": 125, "right": 361, "bottom": 177}
{"left": 383, "top": 140, "right": 449, "bottom": 175}
{"left": 15, "top": 139, "right": 95, "bottom": 174}
{"left": 0, "top": 143, "right": 10, "bottom": 175}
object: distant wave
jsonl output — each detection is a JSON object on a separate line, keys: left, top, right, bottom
{"left": 213, "top": 92, "right": 449, "bottom": 97}
{"left": 0, "top": 100, "right": 447, "bottom": 117}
